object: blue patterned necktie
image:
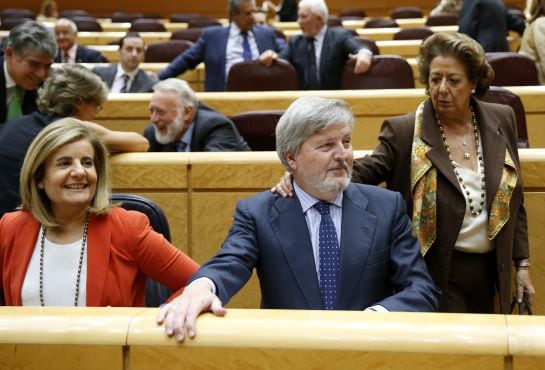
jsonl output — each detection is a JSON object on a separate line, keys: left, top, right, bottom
{"left": 314, "top": 201, "right": 340, "bottom": 310}
{"left": 241, "top": 31, "right": 252, "bottom": 60}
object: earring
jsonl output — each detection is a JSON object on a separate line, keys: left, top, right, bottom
{"left": 38, "top": 183, "right": 44, "bottom": 189}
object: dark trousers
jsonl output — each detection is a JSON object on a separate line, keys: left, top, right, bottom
{"left": 439, "top": 249, "right": 496, "bottom": 313}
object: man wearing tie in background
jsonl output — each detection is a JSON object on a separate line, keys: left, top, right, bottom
{"left": 1, "top": 22, "right": 57, "bottom": 124}
{"left": 54, "top": 18, "right": 106, "bottom": 63}
{"left": 157, "top": 96, "right": 440, "bottom": 341}
{"left": 93, "top": 33, "right": 156, "bottom": 93}
{"left": 157, "top": 0, "right": 282, "bottom": 91}
{"left": 260, "top": 0, "right": 372, "bottom": 90}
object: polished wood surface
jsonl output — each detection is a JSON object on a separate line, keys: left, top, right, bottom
{"left": 0, "top": 307, "right": 543, "bottom": 370}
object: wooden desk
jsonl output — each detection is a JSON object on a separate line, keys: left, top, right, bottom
{"left": 1, "top": 307, "right": 544, "bottom": 370}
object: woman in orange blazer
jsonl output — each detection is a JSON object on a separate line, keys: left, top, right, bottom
{"left": 0, "top": 118, "right": 199, "bottom": 307}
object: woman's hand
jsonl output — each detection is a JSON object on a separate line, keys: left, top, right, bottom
{"left": 270, "top": 172, "right": 293, "bottom": 197}
{"left": 515, "top": 268, "right": 536, "bottom": 304}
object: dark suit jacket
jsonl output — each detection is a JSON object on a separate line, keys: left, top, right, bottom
{"left": 351, "top": 98, "right": 527, "bottom": 313}
{"left": 0, "top": 57, "right": 39, "bottom": 124}
{"left": 278, "top": 27, "right": 364, "bottom": 90}
{"left": 191, "top": 184, "right": 440, "bottom": 311}
{"left": 144, "top": 107, "right": 251, "bottom": 152}
{"left": 0, "top": 112, "right": 59, "bottom": 217}
{"left": 54, "top": 44, "right": 106, "bottom": 63}
{"left": 459, "top": 0, "right": 526, "bottom": 52}
{"left": 158, "top": 25, "right": 281, "bottom": 91}
{"left": 0, "top": 208, "right": 199, "bottom": 306}
{"left": 277, "top": 0, "right": 298, "bottom": 22}
{"left": 92, "top": 64, "right": 156, "bottom": 92}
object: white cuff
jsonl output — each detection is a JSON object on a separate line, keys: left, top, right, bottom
{"left": 190, "top": 277, "right": 217, "bottom": 295}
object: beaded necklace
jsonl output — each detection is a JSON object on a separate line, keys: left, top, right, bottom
{"left": 39, "top": 214, "right": 89, "bottom": 306}
{"left": 436, "top": 108, "right": 486, "bottom": 217}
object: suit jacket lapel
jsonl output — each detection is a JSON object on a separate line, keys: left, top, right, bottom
{"left": 0, "top": 62, "right": 7, "bottom": 122}
{"left": 473, "top": 100, "right": 506, "bottom": 210}
{"left": 420, "top": 99, "right": 463, "bottom": 193}
{"left": 336, "top": 185, "right": 376, "bottom": 309}
{"left": 105, "top": 66, "right": 117, "bottom": 88}
{"left": 270, "top": 195, "right": 322, "bottom": 308}
{"left": 85, "top": 214, "right": 111, "bottom": 306}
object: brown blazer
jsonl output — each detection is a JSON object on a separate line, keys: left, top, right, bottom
{"left": 352, "top": 98, "right": 528, "bottom": 313}
{"left": 0, "top": 207, "right": 199, "bottom": 306}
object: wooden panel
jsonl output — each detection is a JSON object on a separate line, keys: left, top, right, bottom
{"left": 0, "top": 344, "right": 123, "bottom": 370}
{"left": 130, "top": 347, "right": 504, "bottom": 370}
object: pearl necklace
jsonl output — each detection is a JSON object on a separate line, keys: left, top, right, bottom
{"left": 436, "top": 109, "right": 486, "bottom": 217}
{"left": 39, "top": 214, "right": 89, "bottom": 306}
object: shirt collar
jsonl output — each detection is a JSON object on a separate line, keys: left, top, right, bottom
{"left": 115, "top": 64, "right": 138, "bottom": 79}
{"left": 293, "top": 179, "right": 343, "bottom": 214}
{"left": 314, "top": 25, "right": 327, "bottom": 43}
{"left": 178, "top": 121, "right": 195, "bottom": 151}
{"left": 229, "top": 22, "right": 251, "bottom": 37}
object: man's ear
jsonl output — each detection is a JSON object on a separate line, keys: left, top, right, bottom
{"left": 183, "top": 105, "right": 195, "bottom": 124}
{"left": 286, "top": 152, "right": 297, "bottom": 171}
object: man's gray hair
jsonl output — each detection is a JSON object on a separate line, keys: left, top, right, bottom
{"left": 299, "top": 0, "right": 329, "bottom": 21}
{"left": 153, "top": 78, "right": 199, "bottom": 109}
{"left": 7, "top": 21, "right": 57, "bottom": 58}
{"left": 228, "top": 0, "right": 255, "bottom": 15}
{"left": 276, "top": 96, "right": 354, "bottom": 170}
{"left": 55, "top": 18, "right": 78, "bottom": 32}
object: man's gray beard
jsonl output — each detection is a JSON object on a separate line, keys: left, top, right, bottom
{"left": 153, "top": 114, "right": 185, "bottom": 145}
{"left": 300, "top": 162, "right": 352, "bottom": 196}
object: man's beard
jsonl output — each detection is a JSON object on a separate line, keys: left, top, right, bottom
{"left": 153, "top": 114, "right": 185, "bottom": 145}
{"left": 299, "top": 160, "right": 352, "bottom": 195}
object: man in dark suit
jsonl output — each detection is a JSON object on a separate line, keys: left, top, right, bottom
{"left": 260, "top": 0, "right": 372, "bottom": 90}
{"left": 459, "top": 0, "right": 526, "bottom": 52}
{"left": 1, "top": 22, "right": 57, "bottom": 124}
{"left": 157, "top": 96, "right": 440, "bottom": 341}
{"left": 157, "top": 0, "right": 282, "bottom": 91}
{"left": 144, "top": 78, "right": 250, "bottom": 152}
{"left": 54, "top": 18, "right": 106, "bottom": 63}
{"left": 93, "top": 33, "right": 156, "bottom": 93}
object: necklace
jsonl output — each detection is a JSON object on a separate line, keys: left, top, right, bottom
{"left": 39, "top": 214, "right": 90, "bottom": 306}
{"left": 436, "top": 108, "right": 486, "bottom": 217}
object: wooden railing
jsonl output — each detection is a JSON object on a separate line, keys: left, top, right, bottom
{"left": 0, "top": 307, "right": 543, "bottom": 370}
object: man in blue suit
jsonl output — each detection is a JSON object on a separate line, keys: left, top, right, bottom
{"left": 157, "top": 96, "right": 440, "bottom": 341}
{"left": 157, "top": 0, "right": 282, "bottom": 91}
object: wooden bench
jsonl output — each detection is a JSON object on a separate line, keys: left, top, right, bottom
{"left": 109, "top": 149, "right": 545, "bottom": 313}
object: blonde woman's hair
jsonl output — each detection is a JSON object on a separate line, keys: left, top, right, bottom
{"left": 20, "top": 118, "right": 111, "bottom": 227}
